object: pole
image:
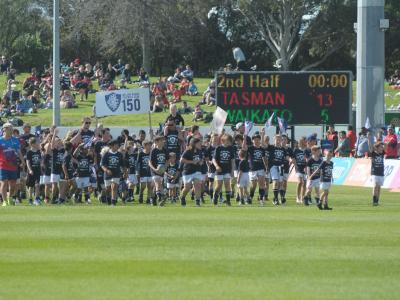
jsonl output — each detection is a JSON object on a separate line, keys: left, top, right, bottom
{"left": 356, "top": 0, "right": 386, "bottom": 133}
{"left": 52, "top": 0, "right": 61, "bottom": 126}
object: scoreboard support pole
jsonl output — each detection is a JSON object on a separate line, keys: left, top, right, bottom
{"left": 356, "top": 0, "right": 387, "bottom": 132}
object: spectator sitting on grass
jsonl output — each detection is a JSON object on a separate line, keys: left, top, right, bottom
{"left": 61, "top": 90, "right": 77, "bottom": 109}
{"left": 29, "top": 90, "right": 41, "bottom": 108}
{"left": 136, "top": 67, "right": 149, "bottom": 85}
{"left": 180, "top": 65, "right": 193, "bottom": 81}
{"left": 201, "top": 80, "right": 215, "bottom": 106}
{"left": 112, "top": 59, "right": 125, "bottom": 75}
{"left": 187, "top": 81, "right": 198, "bottom": 96}
{"left": 0, "top": 55, "right": 11, "bottom": 74}
{"left": 179, "top": 78, "right": 190, "bottom": 94}
{"left": 179, "top": 101, "right": 193, "bottom": 114}
{"left": 120, "top": 64, "right": 132, "bottom": 87}
{"left": 99, "top": 73, "right": 113, "bottom": 91}
{"left": 15, "top": 92, "right": 34, "bottom": 115}
{"left": 192, "top": 104, "right": 204, "bottom": 122}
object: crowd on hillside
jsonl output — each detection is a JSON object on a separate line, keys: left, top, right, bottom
{"left": 1, "top": 55, "right": 214, "bottom": 123}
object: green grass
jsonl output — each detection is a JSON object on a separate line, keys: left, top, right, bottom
{"left": 2, "top": 74, "right": 400, "bottom": 127}
{"left": 0, "top": 183, "right": 399, "bottom": 300}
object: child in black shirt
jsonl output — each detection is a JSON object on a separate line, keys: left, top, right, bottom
{"left": 370, "top": 142, "right": 385, "bottom": 206}
{"left": 26, "top": 137, "right": 42, "bottom": 205}
{"left": 311, "top": 150, "right": 334, "bottom": 210}
{"left": 304, "top": 146, "right": 323, "bottom": 206}
{"left": 165, "top": 152, "right": 180, "bottom": 203}
{"left": 237, "top": 150, "right": 250, "bottom": 205}
{"left": 149, "top": 136, "right": 168, "bottom": 206}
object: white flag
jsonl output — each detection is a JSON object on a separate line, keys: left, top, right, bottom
{"left": 365, "top": 117, "right": 371, "bottom": 129}
{"left": 211, "top": 107, "right": 228, "bottom": 134}
{"left": 244, "top": 120, "right": 254, "bottom": 135}
{"left": 264, "top": 112, "right": 275, "bottom": 131}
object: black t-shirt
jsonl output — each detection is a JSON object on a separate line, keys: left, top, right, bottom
{"left": 76, "top": 154, "right": 91, "bottom": 177}
{"left": 371, "top": 151, "right": 385, "bottom": 176}
{"left": 26, "top": 150, "right": 41, "bottom": 172}
{"left": 52, "top": 148, "right": 65, "bottom": 175}
{"left": 319, "top": 160, "right": 334, "bottom": 183}
{"left": 238, "top": 159, "right": 249, "bottom": 173}
{"left": 233, "top": 144, "right": 242, "bottom": 169}
{"left": 247, "top": 146, "right": 266, "bottom": 171}
{"left": 307, "top": 157, "right": 323, "bottom": 180}
{"left": 125, "top": 153, "right": 137, "bottom": 174}
{"left": 94, "top": 140, "right": 106, "bottom": 165}
{"left": 101, "top": 151, "right": 123, "bottom": 179}
{"left": 293, "top": 148, "right": 308, "bottom": 174}
{"left": 282, "top": 147, "right": 293, "bottom": 173}
{"left": 165, "top": 130, "right": 180, "bottom": 154}
{"left": 150, "top": 148, "right": 168, "bottom": 174}
{"left": 205, "top": 145, "right": 216, "bottom": 173}
{"left": 43, "top": 153, "right": 52, "bottom": 176}
{"left": 166, "top": 163, "right": 180, "bottom": 183}
{"left": 181, "top": 149, "right": 203, "bottom": 175}
{"left": 214, "top": 145, "right": 234, "bottom": 174}
{"left": 137, "top": 151, "right": 151, "bottom": 177}
{"left": 80, "top": 129, "right": 94, "bottom": 145}
{"left": 63, "top": 153, "right": 75, "bottom": 179}
{"left": 268, "top": 145, "right": 287, "bottom": 167}
{"left": 166, "top": 114, "right": 185, "bottom": 127}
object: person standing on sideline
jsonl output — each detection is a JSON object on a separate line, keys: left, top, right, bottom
{"left": 384, "top": 126, "right": 398, "bottom": 159}
{"left": 0, "top": 123, "right": 25, "bottom": 206}
{"left": 346, "top": 125, "right": 357, "bottom": 154}
{"left": 232, "top": 47, "right": 246, "bottom": 70}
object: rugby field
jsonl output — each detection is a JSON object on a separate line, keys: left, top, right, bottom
{"left": 0, "top": 184, "right": 399, "bottom": 300}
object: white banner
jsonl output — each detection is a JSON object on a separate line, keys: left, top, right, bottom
{"left": 211, "top": 107, "right": 228, "bottom": 134}
{"left": 95, "top": 88, "right": 150, "bottom": 117}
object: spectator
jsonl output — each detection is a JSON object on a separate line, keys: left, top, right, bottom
{"left": 136, "top": 67, "right": 149, "bottom": 85}
{"left": 120, "top": 64, "right": 132, "bottom": 86}
{"left": 232, "top": 47, "right": 246, "bottom": 70}
{"left": 347, "top": 125, "right": 357, "bottom": 152}
{"left": 152, "top": 95, "right": 164, "bottom": 113}
{"left": 16, "top": 92, "right": 34, "bottom": 114}
{"left": 325, "top": 125, "right": 338, "bottom": 150}
{"left": 187, "top": 81, "right": 198, "bottom": 96}
{"left": 192, "top": 104, "right": 204, "bottom": 122}
{"left": 106, "top": 63, "right": 116, "bottom": 80}
{"left": 355, "top": 127, "right": 372, "bottom": 157}
{"left": 335, "top": 131, "right": 351, "bottom": 157}
{"left": 0, "top": 56, "right": 11, "bottom": 74}
{"left": 29, "top": 90, "right": 41, "bottom": 108}
{"left": 60, "top": 90, "right": 76, "bottom": 109}
{"left": 112, "top": 59, "right": 124, "bottom": 75}
{"left": 179, "top": 101, "right": 193, "bottom": 114}
{"left": 180, "top": 65, "right": 193, "bottom": 81}
{"left": 384, "top": 126, "right": 398, "bottom": 159}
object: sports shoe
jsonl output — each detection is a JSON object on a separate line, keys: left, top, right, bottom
{"left": 34, "top": 199, "right": 41, "bottom": 206}
{"left": 281, "top": 198, "right": 286, "bottom": 205}
{"left": 195, "top": 199, "right": 201, "bottom": 207}
{"left": 373, "top": 197, "right": 379, "bottom": 206}
{"left": 323, "top": 205, "right": 333, "bottom": 210}
{"left": 86, "top": 199, "right": 91, "bottom": 204}
{"left": 158, "top": 198, "right": 166, "bottom": 207}
{"left": 303, "top": 197, "right": 310, "bottom": 206}
{"left": 2, "top": 201, "right": 7, "bottom": 207}
{"left": 180, "top": 197, "right": 186, "bottom": 207}
{"left": 226, "top": 200, "right": 231, "bottom": 206}
{"left": 272, "top": 198, "right": 279, "bottom": 206}
{"left": 28, "top": 199, "right": 34, "bottom": 206}
{"left": 317, "top": 203, "right": 323, "bottom": 210}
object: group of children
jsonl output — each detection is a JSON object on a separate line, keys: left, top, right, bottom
{"left": 1, "top": 119, "right": 386, "bottom": 208}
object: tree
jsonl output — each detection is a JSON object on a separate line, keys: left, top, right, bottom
{"left": 226, "top": 0, "right": 353, "bottom": 71}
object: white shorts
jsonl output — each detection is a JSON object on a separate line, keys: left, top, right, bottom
{"left": 104, "top": 178, "right": 120, "bottom": 187}
{"left": 234, "top": 170, "right": 239, "bottom": 178}
{"left": 182, "top": 172, "right": 202, "bottom": 184}
{"left": 75, "top": 177, "right": 90, "bottom": 189}
{"left": 372, "top": 175, "right": 384, "bottom": 186}
{"left": 40, "top": 175, "right": 51, "bottom": 185}
{"left": 50, "top": 174, "right": 60, "bottom": 183}
{"left": 281, "top": 173, "right": 289, "bottom": 181}
{"left": 320, "top": 182, "right": 331, "bottom": 191}
{"left": 307, "top": 179, "right": 320, "bottom": 189}
{"left": 296, "top": 173, "right": 307, "bottom": 180}
{"left": 152, "top": 175, "right": 163, "bottom": 181}
{"left": 167, "top": 183, "right": 179, "bottom": 189}
{"left": 250, "top": 170, "right": 266, "bottom": 181}
{"left": 238, "top": 173, "right": 250, "bottom": 188}
{"left": 270, "top": 166, "right": 281, "bottom": 181}
{"left": 126, "top": 174, "right": 138, "bottom": 185}
{"left": 207, "top": 172, "right": 215, "bottom": 179}
{"left": 215, "top": 173, "right": 231, "bottom": 181}
{"left": 265, "top": 171, "right": 270, "bottom": 179}
{"left": 140, "top": 176, "right": 152, "bottom": 183}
